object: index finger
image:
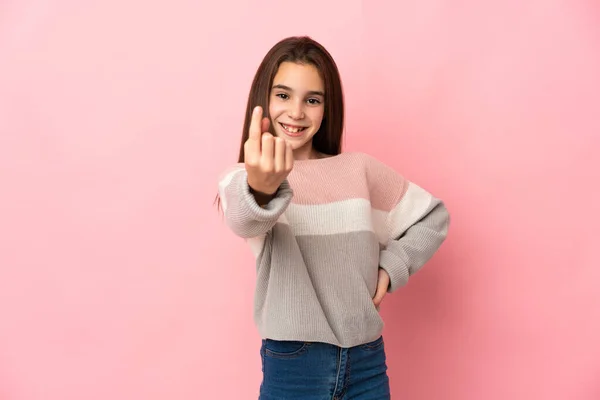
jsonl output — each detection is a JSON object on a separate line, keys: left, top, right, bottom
{"left": 248, "top": 106, "right": 263, "bottom": 141}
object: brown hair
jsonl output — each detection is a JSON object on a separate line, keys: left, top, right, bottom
{"left": 215, "top": 36, "right": 345, "bottom": 209}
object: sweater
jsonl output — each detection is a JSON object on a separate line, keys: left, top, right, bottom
{"left": 217, "top": 151, "right": 450, "bottom": 348}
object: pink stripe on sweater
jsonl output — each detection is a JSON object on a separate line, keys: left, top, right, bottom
{"left": 286, "top": 152, "right": 408, "bottom": 212}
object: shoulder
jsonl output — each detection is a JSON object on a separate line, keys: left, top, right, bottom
{"left": 334, "top": 152, "right": 408, "bottom": 194}
{"left": 347, "top": 152, "right": 409, "bottom": 206}
{"left": 217, "top": 163, "right": 245, "bottom": 186}
{"left": 339, "top": 151, "right": 401, "bottom": 176}
{"left": 333, "top": 151, "right": 381, "bottom": 167}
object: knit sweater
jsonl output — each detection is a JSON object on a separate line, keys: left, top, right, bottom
{"left": 217, "top": 151, "right": 450, "bottom": 348}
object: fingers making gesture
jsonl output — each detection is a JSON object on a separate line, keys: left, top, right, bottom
{"left": 244, "top": 106, "right": 294, "bottom": 196}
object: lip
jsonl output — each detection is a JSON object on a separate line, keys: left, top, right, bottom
{"left": 280, "top": 122, "right": 306, "bottom": 128}
{"left": 278, "top": 122, "right": 307, "bottom": 137}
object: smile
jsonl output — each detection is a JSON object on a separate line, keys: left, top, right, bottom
{"left": 280, "top": 123, "right": 307, "bottom": 135}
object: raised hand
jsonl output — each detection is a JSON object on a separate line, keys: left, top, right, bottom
{"left": 244, "top": 106, "right": 294, "bottom": 196}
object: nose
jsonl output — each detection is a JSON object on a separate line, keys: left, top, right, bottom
{"left": 288, "top": 100, "right": 305, "bottom": 120}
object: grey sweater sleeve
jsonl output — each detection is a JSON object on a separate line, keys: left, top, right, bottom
{"left": 379, "top": 197, "right": 450, "bottom": 293}
{"left": 219, "top": 169, "right": 294, "bottom": 239}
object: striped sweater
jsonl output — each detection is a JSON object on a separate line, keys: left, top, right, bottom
{"left": 217, "top": 151, "right": 450, "bottom": 348}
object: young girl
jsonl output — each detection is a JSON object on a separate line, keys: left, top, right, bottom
{"left": 217, "top": 36, "right": 449, "bottom": 399}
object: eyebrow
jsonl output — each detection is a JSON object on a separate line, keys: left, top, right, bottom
{"left": 272, "top": 84, "right": 324, "bottom": 97}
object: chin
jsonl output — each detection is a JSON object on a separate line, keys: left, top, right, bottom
{"left": 288, "top": 140, "right": 309, "bottom": 150}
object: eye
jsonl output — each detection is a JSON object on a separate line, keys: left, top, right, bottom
{"left": 307, "top": 98, "right": 322, "bottom": 105}
{"left": 275, "top": 93, "right": 289, "bottom": 100}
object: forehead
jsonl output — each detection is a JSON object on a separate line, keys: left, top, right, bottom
{"left": 272, "top": 62, "right": 324, "bottom": 91}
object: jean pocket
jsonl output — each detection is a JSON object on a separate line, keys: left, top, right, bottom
{"left": 262, "top": 339, "right": 310, "bottom": 359}
{"left": 359, "top": 335, "right": 384, "bottom": 351}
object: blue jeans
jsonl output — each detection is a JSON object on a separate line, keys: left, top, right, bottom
{"left": 259, "top": 336, "right": 391, "bottom": 399}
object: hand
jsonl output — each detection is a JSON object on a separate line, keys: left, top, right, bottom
{"left": 244, "top": 106, "right": 294, "bottom": 195}
{"left": 373, "top": 268, "right": 390, "bottom": 308}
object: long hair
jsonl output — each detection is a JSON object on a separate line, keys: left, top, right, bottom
{"left": 215, "top": 36, "right": 345, "bottom": 209}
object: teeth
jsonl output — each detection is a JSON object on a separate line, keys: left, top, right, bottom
{"left": 282, "top": 124, "right": 304, "bottom": 133}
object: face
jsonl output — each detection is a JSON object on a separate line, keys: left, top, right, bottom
{"left": 268, "top": 62, "right": 325, "bottom": 159}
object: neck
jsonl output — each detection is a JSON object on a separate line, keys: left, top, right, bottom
{"left": 293, "top": 142, "right": 319, "bottom": 161}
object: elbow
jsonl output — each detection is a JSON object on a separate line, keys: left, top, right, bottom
{"left": 225, "top": 216, "right": 272, "bottom": 239}
{"left": 226, "top": 219, "right": 255, "bottom": 239}
{"left": 439, "top": 202, "right": 451, "bottom": 238}
{"left": 436, "top": 208, "right": 451, "bottom": 251}
{"left": 422, "top": 200, "right": 450, "bottom": 247}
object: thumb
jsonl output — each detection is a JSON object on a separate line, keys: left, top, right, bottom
{"left": 373, "top": 268, "right": 390, "bottom": 306}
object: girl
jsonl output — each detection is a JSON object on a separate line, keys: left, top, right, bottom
{"left": 216, "top": 36, "right": 450, "bottom": 399}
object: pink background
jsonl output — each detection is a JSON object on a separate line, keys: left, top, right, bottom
{"left": 1, "top": 1, "right": 599, "bottom": 399}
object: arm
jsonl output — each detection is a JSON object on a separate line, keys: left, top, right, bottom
{"left": 364, "top": 153, "right": 450, "bottom": 292}
{"left": 218, "top": 106, "right": 295, "bottom": 239}
{"left": 379, "top": 183, "right": 450, "bottom": 292}
{"left": 217, "top": 167, "right": 293, "bottom": 239}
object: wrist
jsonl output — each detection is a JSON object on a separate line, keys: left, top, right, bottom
{"left": 248, "top": 184, "right": 277, "bottom": 206}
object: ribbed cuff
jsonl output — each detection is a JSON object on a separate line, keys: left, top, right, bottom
{"left": 379, "top": 249, "right": 410, "bottom": 293}
{"left": 238, "top": 174, "right": 294, "bottom": 221}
